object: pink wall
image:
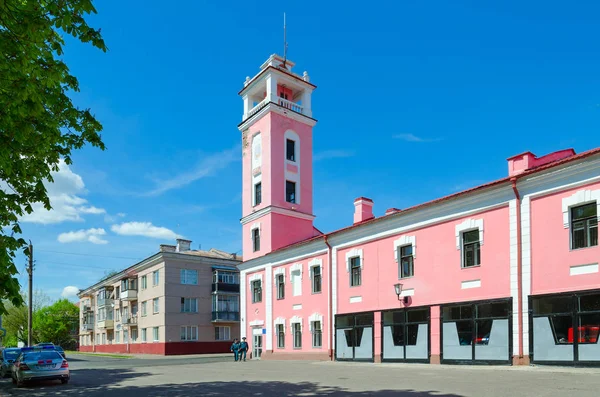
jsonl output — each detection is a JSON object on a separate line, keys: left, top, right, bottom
{"left": 242, "top": 215, "right": 272, "bottom": 261}
{"left": 269, "top": 112, "right": 314, "bottom": 215}
{"left": 270, "top": 213, "right": 315, "bottom": 252}
{"left": 530, "top": 181, "right": 600, "bottom": 295}
{"left": 336, "top": 206, "right": 511, "bottom": 315}
{"left": 242, "top": 116, "right": 272, "bottom": 218}
{"left": 245, "top": 269, "right": 267, "bottom": 338}
{"left": 271, "top": 253, "right": 330, "bottom": 354}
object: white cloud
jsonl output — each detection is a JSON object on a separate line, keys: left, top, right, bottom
{"left": 58, "top": 228, "right": 108, "bottom": 244}
{"left": 111, "top": 222, "right": 181, "bottom": 240}
{"left": 313, "top": 149, "right": 355, "bottom": 162}
{"left": 20, "top": 159, "right": 106, "bottom": 224}
{"left": 104, "top": 212, "right": 126, "bottom": 223}
{"left": 393, "top": 133, "right": 442, "bottom": 143}
{"left": 117, "top": 213, "right": 126, "bottom": 217}
{"left": 145, "top": 145, "right": 240, "bottom": 196}
{"left": 61, "top": 286, "right": 80, "bottom": 299}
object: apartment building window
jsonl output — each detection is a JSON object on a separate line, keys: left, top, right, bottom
{"left": 350, "top": 257, "right": 361, "bottom": 286}
{"left": 181, "top": 298, "right": 198, "bottom": 313}
{"left": 254, "top": 182, "right": 262, "bottom": 206}
{"left": 462, "top": 230, "right": 481, "bottom": 268}
{"left": 293, "top": 323, "right": 302, "bottom": 348}
{"left": 141, "top": 328, "right": 147, "bottom": 342}
{"left": 252, "top": 280, "right": 262, "bottom": 303}
{"left": 141, "top": 275, "right": 147, "bottom": 290}
{"left": 131, "top": 329, "right": 138, "bottom": 342}
{"left": 215, "top": 272, "right": 239, "bottom": 284}
{"left": 123, "top": 330, "right": 129, "bottom": 343}
{"left": 153, "top": 327, "right": 159, "bottom": 342}
{"left": 252, "top": 228, "right": 260, "bottom": 252}
{"left": 115, "top": 286, "right": 120, "bottom": 298}
{"left": 312, "top": 266, "right": 322, "bottom": 294}
{"left": 277, "top": 324, "right": 285, "bottom": 348}
{"left": 153, "top": 270, "right": 159, "bottom": 286}
{"left": 276, "top": 274, "right": 285, "bottom": 300}
{"left": 115, "top": 331, "right": 120, "bottom": 343}
{"left": 101, "top": 333, "right": 106, "bottom": 345}
{"left": 96, "top": 333, "right": 100, "bottom": 344}
{"left": 571, "top": 203, "right": 598, "bottom": 249}
{"left": 286, "top": 139, "right": 296, "bottom": 161}
{"left": 286, "top": 181, "right": 296, "bottom": 203}
{"left": 312, "top": 321, "right": 322, "bottom": 348}
{"left": 399, "top": 245, "right": 414, "bottom": 278}
{"left": 180, "top": 269, "right": 198, "bottom": 285}
{"left": 115, "top": 308, "right": 121, "bottom": 322}
{"left": 141, "top": 301, "right": 147, "bottom": 316}
{"left": 212, "top": 294, "right": 239, "bottom": 313}
{"left": 181, "top": 326, "right": 198, "bottom": 341}
{"left": 153, "top": 298, "right": 159, "bottom": 314}
{"left": 215, "top": 326, "right": 230, "bottom": 341}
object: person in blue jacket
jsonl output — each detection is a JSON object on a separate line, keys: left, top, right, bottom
{"left": 239, "top": 337, "right": 249, "bottom": 362}
{"left": 230, "top": 338, "right": 240, "bottom": 362}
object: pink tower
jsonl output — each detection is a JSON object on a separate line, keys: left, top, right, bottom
{"left": 239, "top": 55, "right": 318, "bottom": 260}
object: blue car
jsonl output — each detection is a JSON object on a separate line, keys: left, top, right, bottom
{"left": 0, "top": 348, "right": 22, "bottom": 378}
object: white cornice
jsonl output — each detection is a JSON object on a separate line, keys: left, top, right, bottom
{"left": 241, "top": 205, "right": 316, "bottom": 225}
{"left": 238, "top": 102, "right": 317, "bottom": 132}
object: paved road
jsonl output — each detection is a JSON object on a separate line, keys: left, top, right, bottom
{"left": 2, "top": 355, "right": 600, "bottom": 396}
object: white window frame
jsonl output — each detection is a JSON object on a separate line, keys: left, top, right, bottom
{"left": 180, "top": 269, "right": 198, "bottom": 285}
{"left": 215, "top": 326, "right": 231, "bottom": 341}
{"left": 274, "top": 268, "right": 285, "bottom": 300}
{"left": 345, "top": 248, "right": 364, "bottom": 272}
{"left": 283, "top": 129, "right": 301, "bottom": 204}
{"left": 290, "top": 316, "right": 302, "bottom": 349}
{"left": 153, "top": 297, "right": 159, "bottom": 314}
{"left": 455, "top": 218, "right": 484, "bottom": 268}
{"left": 309, "top": 312, "right": 323, "bottom": 348}
{"left": 141, "top": 328, "right": 147, "bottom": 343}
{"left": 141, "top": 275, "right": 147, "bottom": 290}
{"left": 308, "top": 258, "right": 323, "bottom": 294}
{"left": 115, "top": 331, "right": 120, "bottom": 344}
{"left": 274, "top": 317, "right": 286, "bottom": 348}
{"left": 562, "top": 189, "right": 600, "bottom": 250}
{"left": 250, "top": 222, "right": 261, "bottom": 252}
{"left": 181, "top": 297, "right": 198, "bottom": 313}
{"left": 181, "top": 326, "right": 198, "bottom": 341}
{"left": 153, "top": 327, "right": 159, "bottom": 342}
{"left": 153, "top": 270, "right": 159, "bottom": 286}
{"left": 141, "top": 301, "right": 147, "bottom": 317}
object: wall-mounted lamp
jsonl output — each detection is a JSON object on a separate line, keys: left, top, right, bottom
{"left": 394, "top": 283, "right": 409, "bottom": 305}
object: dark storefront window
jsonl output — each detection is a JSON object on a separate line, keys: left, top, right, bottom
{"left": 441, "top": 299, "right": 511, "bottom": 363}
{"left": 382, "top": 308, "right": 429, "bottom": 362}
{"left": 531, "top": 291, "right": 600, "bottom": 364}
{"left": 335, "top": 313, "right": 374, "bottom": 361}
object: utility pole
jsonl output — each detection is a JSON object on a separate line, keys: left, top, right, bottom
{"left": 27, "top": 240, "right": 33, "bottom": 347}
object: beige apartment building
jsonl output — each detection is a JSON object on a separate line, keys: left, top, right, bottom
{"left": 77, "top": 239, "right": 241, "bottom": 355}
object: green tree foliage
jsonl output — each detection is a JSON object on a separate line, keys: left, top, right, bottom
{"left": 2, "top": 290, "right": 50, "bottom": 345}
{"left": 0, "top": 0, "right": 106, "bottom": 314}
{"left": 34, "top": 299, "right": 79, "bottom": 348}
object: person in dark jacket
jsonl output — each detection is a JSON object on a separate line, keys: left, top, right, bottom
{"left": 230, "top": 338, "right": 240, "bottom": 362}
{"left": 239, "top": 337, "right": 249, "bottom": 362}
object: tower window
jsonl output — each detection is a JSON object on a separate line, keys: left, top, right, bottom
{"left": 254, "top": 182, "right": 262, "bottom": 206}
{"left": 252, "top": 228, "right": 260, "bottom": 252}
{"left": 286, "top": 181, "right": 296, "bottom": 204}
{"left": 286, "top": 139, "right": 296, "bottom": 162}
{"left": 280, "top": 91, "right": 288, "bottom": 100}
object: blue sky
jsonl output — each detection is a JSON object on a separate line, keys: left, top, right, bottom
{"left": 17, "top": 1, "right": 600, "bottom": 301}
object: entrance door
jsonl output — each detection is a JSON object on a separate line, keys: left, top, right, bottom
{"left": 531, "top": 291, "right": 600, "bottom": 365}
{"left": 382, "top": 307, "right": 430, "bottom": 362}
{"left": 253, "top": 335, "right": 263, "bottom": 360}
{"left": 335, "top": 313, "right": 374, "bottom": 361}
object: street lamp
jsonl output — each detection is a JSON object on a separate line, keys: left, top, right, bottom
{"left": 394, "top": 283, "right": 409, "bottom": 304}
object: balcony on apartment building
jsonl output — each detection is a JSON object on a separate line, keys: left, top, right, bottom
{"left": 81, "top": 314, "right": 94, "bottom": 332}
{"left": 120, "top": 278, "right": 138, "bottom": 301}
{"left": 212, "top": 268, "right": 240, "bottom": 294}
{"left": 123, "top": 315, "right": 138, "bottom": 326}
{"left": 212, "top": 292, "right": 240, "bottom": 323}
{"left": 211, "top": 311, "right": 240, "bottom": 322}
{"left": 96, "top": 287, "right": 114, "bottom": 308}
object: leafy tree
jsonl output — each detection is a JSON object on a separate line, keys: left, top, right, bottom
{"left": 2, "top": 289, "right": 50, "bottom": 345}
{"left": 0, "top": 1, "right": 106, "bottom": 314}
{"left": 34, "top": 299, "right": 79, "bottom": 347}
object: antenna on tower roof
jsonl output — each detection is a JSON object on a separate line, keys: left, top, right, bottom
{"left": 283, "top": 12, "right": 288, "bottom": 68}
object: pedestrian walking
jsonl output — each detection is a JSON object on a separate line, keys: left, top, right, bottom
{"left": 239, "top": 337, "right": 249, "bottom": 362}
{"left": 230, "top": 338, "right": 240, "bottom": 362}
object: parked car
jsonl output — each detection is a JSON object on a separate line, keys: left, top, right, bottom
{"left": 12, "top": 347, "right": 69, "bottom": 387}
{"left": 54, "top": 346, "right": 66, "bottom": 359}
{"left": 34, "top": 343, "right": 55, "bottom": 348}
{"left": 0, "top": 348, "right": 21, "bottom": 378}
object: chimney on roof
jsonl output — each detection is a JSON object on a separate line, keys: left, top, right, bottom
{"left": 385, "top": 208, "right": 401, "bottom": 216}
{"left": 160, "top": 244, "right": 176, "bottom": 253}
{"left": 232, "top": 253, "right": 237, "bottom": 260}
{"left": 176, "top": 239, "right": 192, "bottom": 253}
{"left": 354, "top": 197, "right": 374, "bottom": 224}
{"left": 507, "top": 149, "right": 576, "bottom": 177}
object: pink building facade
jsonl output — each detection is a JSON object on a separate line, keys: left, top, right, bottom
{"left": 238, "top": 55, "right": 600, "bottom": 365}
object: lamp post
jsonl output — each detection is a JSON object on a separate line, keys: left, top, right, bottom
{"left": 394, "top": 283, "right": 409, "bottom": 305}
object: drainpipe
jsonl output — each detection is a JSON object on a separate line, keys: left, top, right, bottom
{"left": 324, "top": 235, "right": 334, "bottom": 361}
{"left": 511, "top": 177, "right": 524, "bottom": 361}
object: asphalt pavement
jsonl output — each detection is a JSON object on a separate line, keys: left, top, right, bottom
{"left": 2, "top": 354, "right": 600, "bottom": 396}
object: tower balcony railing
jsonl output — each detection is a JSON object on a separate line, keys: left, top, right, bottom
{"left": 277, "top": 97, "right": 303, "bottom": 114}
{"left": 247, "top": 97, "right": 268, "bottom": 119}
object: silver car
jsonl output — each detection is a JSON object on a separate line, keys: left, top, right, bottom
{"left": 12, "top": 348, "right": 70, "bottom": 387}
{"left": 0, "top": 348, "right": 21, "bottom": 378}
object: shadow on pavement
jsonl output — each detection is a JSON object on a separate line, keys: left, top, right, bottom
{"left": 1, "top": 369, "right": 464, "bottom": 397}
